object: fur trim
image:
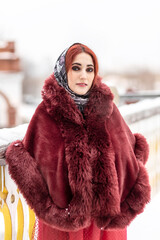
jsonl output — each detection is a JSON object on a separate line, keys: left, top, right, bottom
{"left": 134, "top": 133, "right": 149, "bottom": 165}
{"left": 6, "top": 140, "right": 52, "bottom": 212}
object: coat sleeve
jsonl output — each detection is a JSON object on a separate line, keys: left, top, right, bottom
{"left": 104, "top": 104, "right": 151, "bottom": 229}
{"left": 5, "top": 102, "right": 91, "bottom": 231}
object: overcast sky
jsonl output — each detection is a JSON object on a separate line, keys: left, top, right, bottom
{"left": 0, "top": 0, "right": 160, "bottom": 74}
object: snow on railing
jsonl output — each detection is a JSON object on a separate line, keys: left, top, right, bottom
{"left": 0, "top": 98, "right": 160, "bottom": 239}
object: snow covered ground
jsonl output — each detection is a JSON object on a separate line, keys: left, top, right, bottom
{"left": 128, "top": 191, "right": 160, "bottom": 240}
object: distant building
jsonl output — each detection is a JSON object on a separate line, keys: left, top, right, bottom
{"left": 0, "top": 41, "right": 24, "bottom": 128}
{"left": 0, "top": 41, "right": 21, "bottom": 72}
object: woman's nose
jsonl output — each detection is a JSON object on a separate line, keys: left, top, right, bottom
{"left": 80, "top": 70, "right": 87, "bottom": 79}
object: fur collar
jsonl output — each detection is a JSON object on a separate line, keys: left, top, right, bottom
{"left": 42, "top": 73, "right": 114, "bottom": 124}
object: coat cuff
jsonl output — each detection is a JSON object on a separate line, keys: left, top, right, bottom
{"left": 103, "top": 162, "right": 151, "bottom": 229}
{"left": 134, "top": 133, "right": 149, "bottom": 165}
{"left": 5, "top": 141, "right": 91, "bottom": 231}
{"left": 5, "top": 140, "right": 53, "bottom": 212}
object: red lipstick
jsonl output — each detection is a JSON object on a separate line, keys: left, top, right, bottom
{"left": 76, "top": 83, "right": 87, "bottom": 87}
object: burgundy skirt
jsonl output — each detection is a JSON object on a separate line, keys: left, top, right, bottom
{"left": 32, "top": 219, "right": 127, "bottom": 240}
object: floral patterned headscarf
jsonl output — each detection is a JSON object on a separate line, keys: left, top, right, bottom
{"left": 54, "top": 44, "right": 89, "bottom": 114}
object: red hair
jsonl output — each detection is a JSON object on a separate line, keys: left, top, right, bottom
{"left": 65, "top": 43, "right": 99, "bottom": 84}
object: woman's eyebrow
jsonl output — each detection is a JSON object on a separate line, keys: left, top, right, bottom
{"left": 87, "top": 64, "right": 94, "bottom": 67}
{"left": 72, "top": 63, "right": 94, "bottom": 67}
{"left": 72, "top": 63, "right": 81, "bottom": 66}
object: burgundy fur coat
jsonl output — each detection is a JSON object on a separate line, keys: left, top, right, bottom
{"left": 6, "top": 74, "right": 151, "bottom": 232}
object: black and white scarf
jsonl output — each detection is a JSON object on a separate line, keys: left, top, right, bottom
{"left": 54, "top": 45, "right": 89, "bottom": 113}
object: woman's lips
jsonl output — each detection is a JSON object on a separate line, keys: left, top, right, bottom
{"left": 76, "top": 83, "right": 87, "bottom": 87}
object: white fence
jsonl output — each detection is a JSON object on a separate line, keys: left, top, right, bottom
{"left": 120, "top": 98, "right": 160, "bottom": 196}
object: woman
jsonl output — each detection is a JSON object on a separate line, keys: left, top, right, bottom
{"left": 5, "top": 43, "right": 151, "bottom": 240}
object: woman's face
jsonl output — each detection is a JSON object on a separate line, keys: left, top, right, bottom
{"left": 67, "top": 52, "right": 95, "bottom": 95}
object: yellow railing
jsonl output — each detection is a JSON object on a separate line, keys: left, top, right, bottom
{"left": 0, "top": 98, "right": 160, "bottom": 239}
{"left": 0, "top": 125, "right": 35, "bottom": 240}
{"left": 0, "top": 165, "right": 35, "bottom": 240}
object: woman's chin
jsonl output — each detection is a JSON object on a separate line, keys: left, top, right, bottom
{"left": 73, "top": 88, "right": 89, "bottom": 95}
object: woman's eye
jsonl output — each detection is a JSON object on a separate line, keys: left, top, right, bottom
{"left": 72, "top": 66, "right": 80, "bottom": 71}
{"left": 86, "top": 68, "right": 94, "bottom": 72}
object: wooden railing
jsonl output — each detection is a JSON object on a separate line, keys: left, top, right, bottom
{"left": 0, "top": 98, "right": 160, "bottom": 239}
